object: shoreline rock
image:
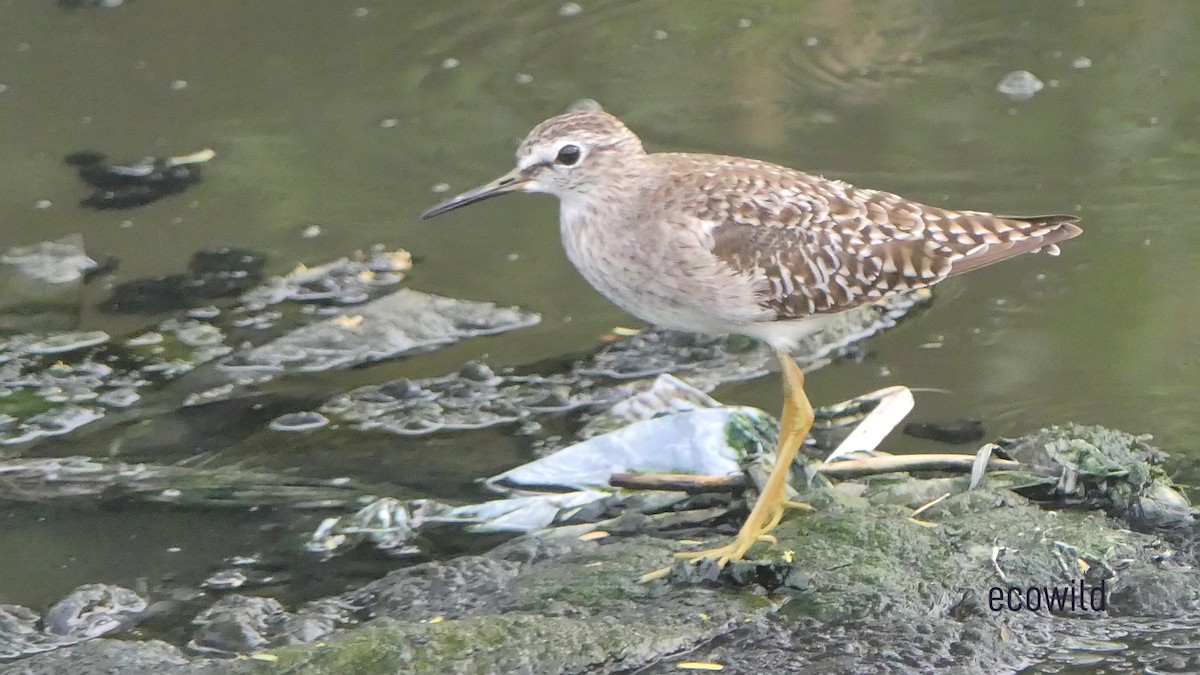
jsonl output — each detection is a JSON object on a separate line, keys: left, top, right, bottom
{"left": 7, "top": 425, "right": 1198, "bottom": 674}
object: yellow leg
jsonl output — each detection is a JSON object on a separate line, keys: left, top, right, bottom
{"left": 639, "top": 349, "right": 814, "bottom": 582}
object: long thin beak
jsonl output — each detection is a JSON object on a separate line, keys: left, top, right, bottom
{"left": 420, "top": 167, "right": 529, "bottom": 220}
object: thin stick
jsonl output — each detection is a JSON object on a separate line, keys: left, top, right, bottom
{"left": 609, "top": 472, "right": 745, "bottom": 493}
{"left": 815, "top": 454, "right": 1019, "bottom": 479}
{"left": 909, "top": 491, "right": 952, "bottom": 519}
{"left": 610, "top": 454, "right": 1020, "bottom": 492}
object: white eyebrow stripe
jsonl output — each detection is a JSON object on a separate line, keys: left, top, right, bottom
{"left": 518, "top": 145, "right": 560, "bottom": 170}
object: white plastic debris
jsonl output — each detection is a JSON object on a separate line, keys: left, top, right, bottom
{"left": 823, "top": 386, "right": 915, "bottom": 464}
{"left": 485, "top": 407, "right": 766, "bottom": 494}
{"left": 996, "top": 70, "right": 1044, "bottom": 101}
{"left": 430, "top": 491, "right": 609, "bottom": 533}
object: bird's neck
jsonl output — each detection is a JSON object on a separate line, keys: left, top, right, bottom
{"left": 557, "top": 185, "right": 643, "bottom": 275}
{"left": 558, "top": 161, "right": 652, "bottom": 233}
{"left": 560, "top": 193, "right": 613, "bottom": 248}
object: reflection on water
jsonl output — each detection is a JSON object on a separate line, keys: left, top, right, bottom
{"left": 0, "top": 0, "right": 1198, "bottom": 656}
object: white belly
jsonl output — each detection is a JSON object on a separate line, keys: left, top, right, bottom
{"left": 558, "top": 203, "right": 769, "bottom": 335}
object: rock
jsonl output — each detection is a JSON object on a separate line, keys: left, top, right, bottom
{"left": 100, "top": 276, "right": 201, "bottom": 315}
{"left": 99, "top": 248, "right": 264, "bottom": 314}
{"left": 0, "top": 316, "right": 236, "bottom": 446}
{"left": 42, "top": 584, "right": 146, "bottom": 639}
{"left": 5, "top": 639, "right": 189, "bottom": 674}
{"left": 268, "top": 411, "right": 329, "bottom": 432}
{"left": 0, "top": 244, "right": 545, "bottom": 452}
{"left": 1107, "top": 566, "right": 1200, "bottom": 618}
{"left": 306, "top": 497, "right": 419, "bottom": 557}
{"left": 320, "top": 297, "right": 929, "bottom": 446}
{"left": 0, "top": 604, "right": 69, "bottom": 660}
{"left": 65, "top": 148, "right": 212, "bottom": 210}
{"left": 341, "top": 555, "right": 521, "bottom": 622}
{"left": 218, "top": 289, "right": 539, "bottom": 373}
{"left": 201, "top": 475, "right": 1200, "bottom": 673}
{"left": 5, "top": 423, "right": 1200, "bottom": 672}
{"left": 236, "top": 249, "right": 411, "bottom": 309}
{"left": 0, "top": 236, "right": 97, "bottom": 332}
{"left": 581, "top": 289, "right": 929, "bottom": 385}
{"left": 188, "top": 595, "right": 336, "bottom": 656}
{"left": 186, "top": 248, "right": 266, "bottom": 298}
{"left": 1000, "top": 424, "right": 1194, "bottom": 529}
{"left": 0, "top": 455, "right": 362, "bottom": 508}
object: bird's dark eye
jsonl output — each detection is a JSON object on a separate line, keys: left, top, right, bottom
{"left": 556, "top": 144, "right": 581, "bottom": 166}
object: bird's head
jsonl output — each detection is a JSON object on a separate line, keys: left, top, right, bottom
{"left": 421, "top": 110, "right": 644, "bottom": 219}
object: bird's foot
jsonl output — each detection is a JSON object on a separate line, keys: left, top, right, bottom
{"left": 638, "top": 347, "right": 814, "bottom": 584}
{"left": 637, "top": 491, "right": 812, "bottom": 583}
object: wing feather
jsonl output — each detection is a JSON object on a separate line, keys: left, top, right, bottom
{"left": 656, "top": 154, "right": 1082, "bottom": 321}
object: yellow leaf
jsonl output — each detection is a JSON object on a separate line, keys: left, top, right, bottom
{"left": 389, "top": 251, "right": 413, "bottom": 268}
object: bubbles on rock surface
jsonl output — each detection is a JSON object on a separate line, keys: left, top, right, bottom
{"left": 269, "top": 411, "right": 330, "bottom": 432}
{"left": 26, "top": 331, "right": 110, "bottom": 354}
{"left": 319, "top": 289, "right": 927, "bottom": 442}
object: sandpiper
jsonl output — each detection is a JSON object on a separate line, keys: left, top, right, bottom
{"left": 422, "top": 109, "right": 1081, "bottom": 577}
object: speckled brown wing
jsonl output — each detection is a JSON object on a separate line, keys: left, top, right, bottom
{"left": 675, "top": 155, "right": 1082, "bottom": 320}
